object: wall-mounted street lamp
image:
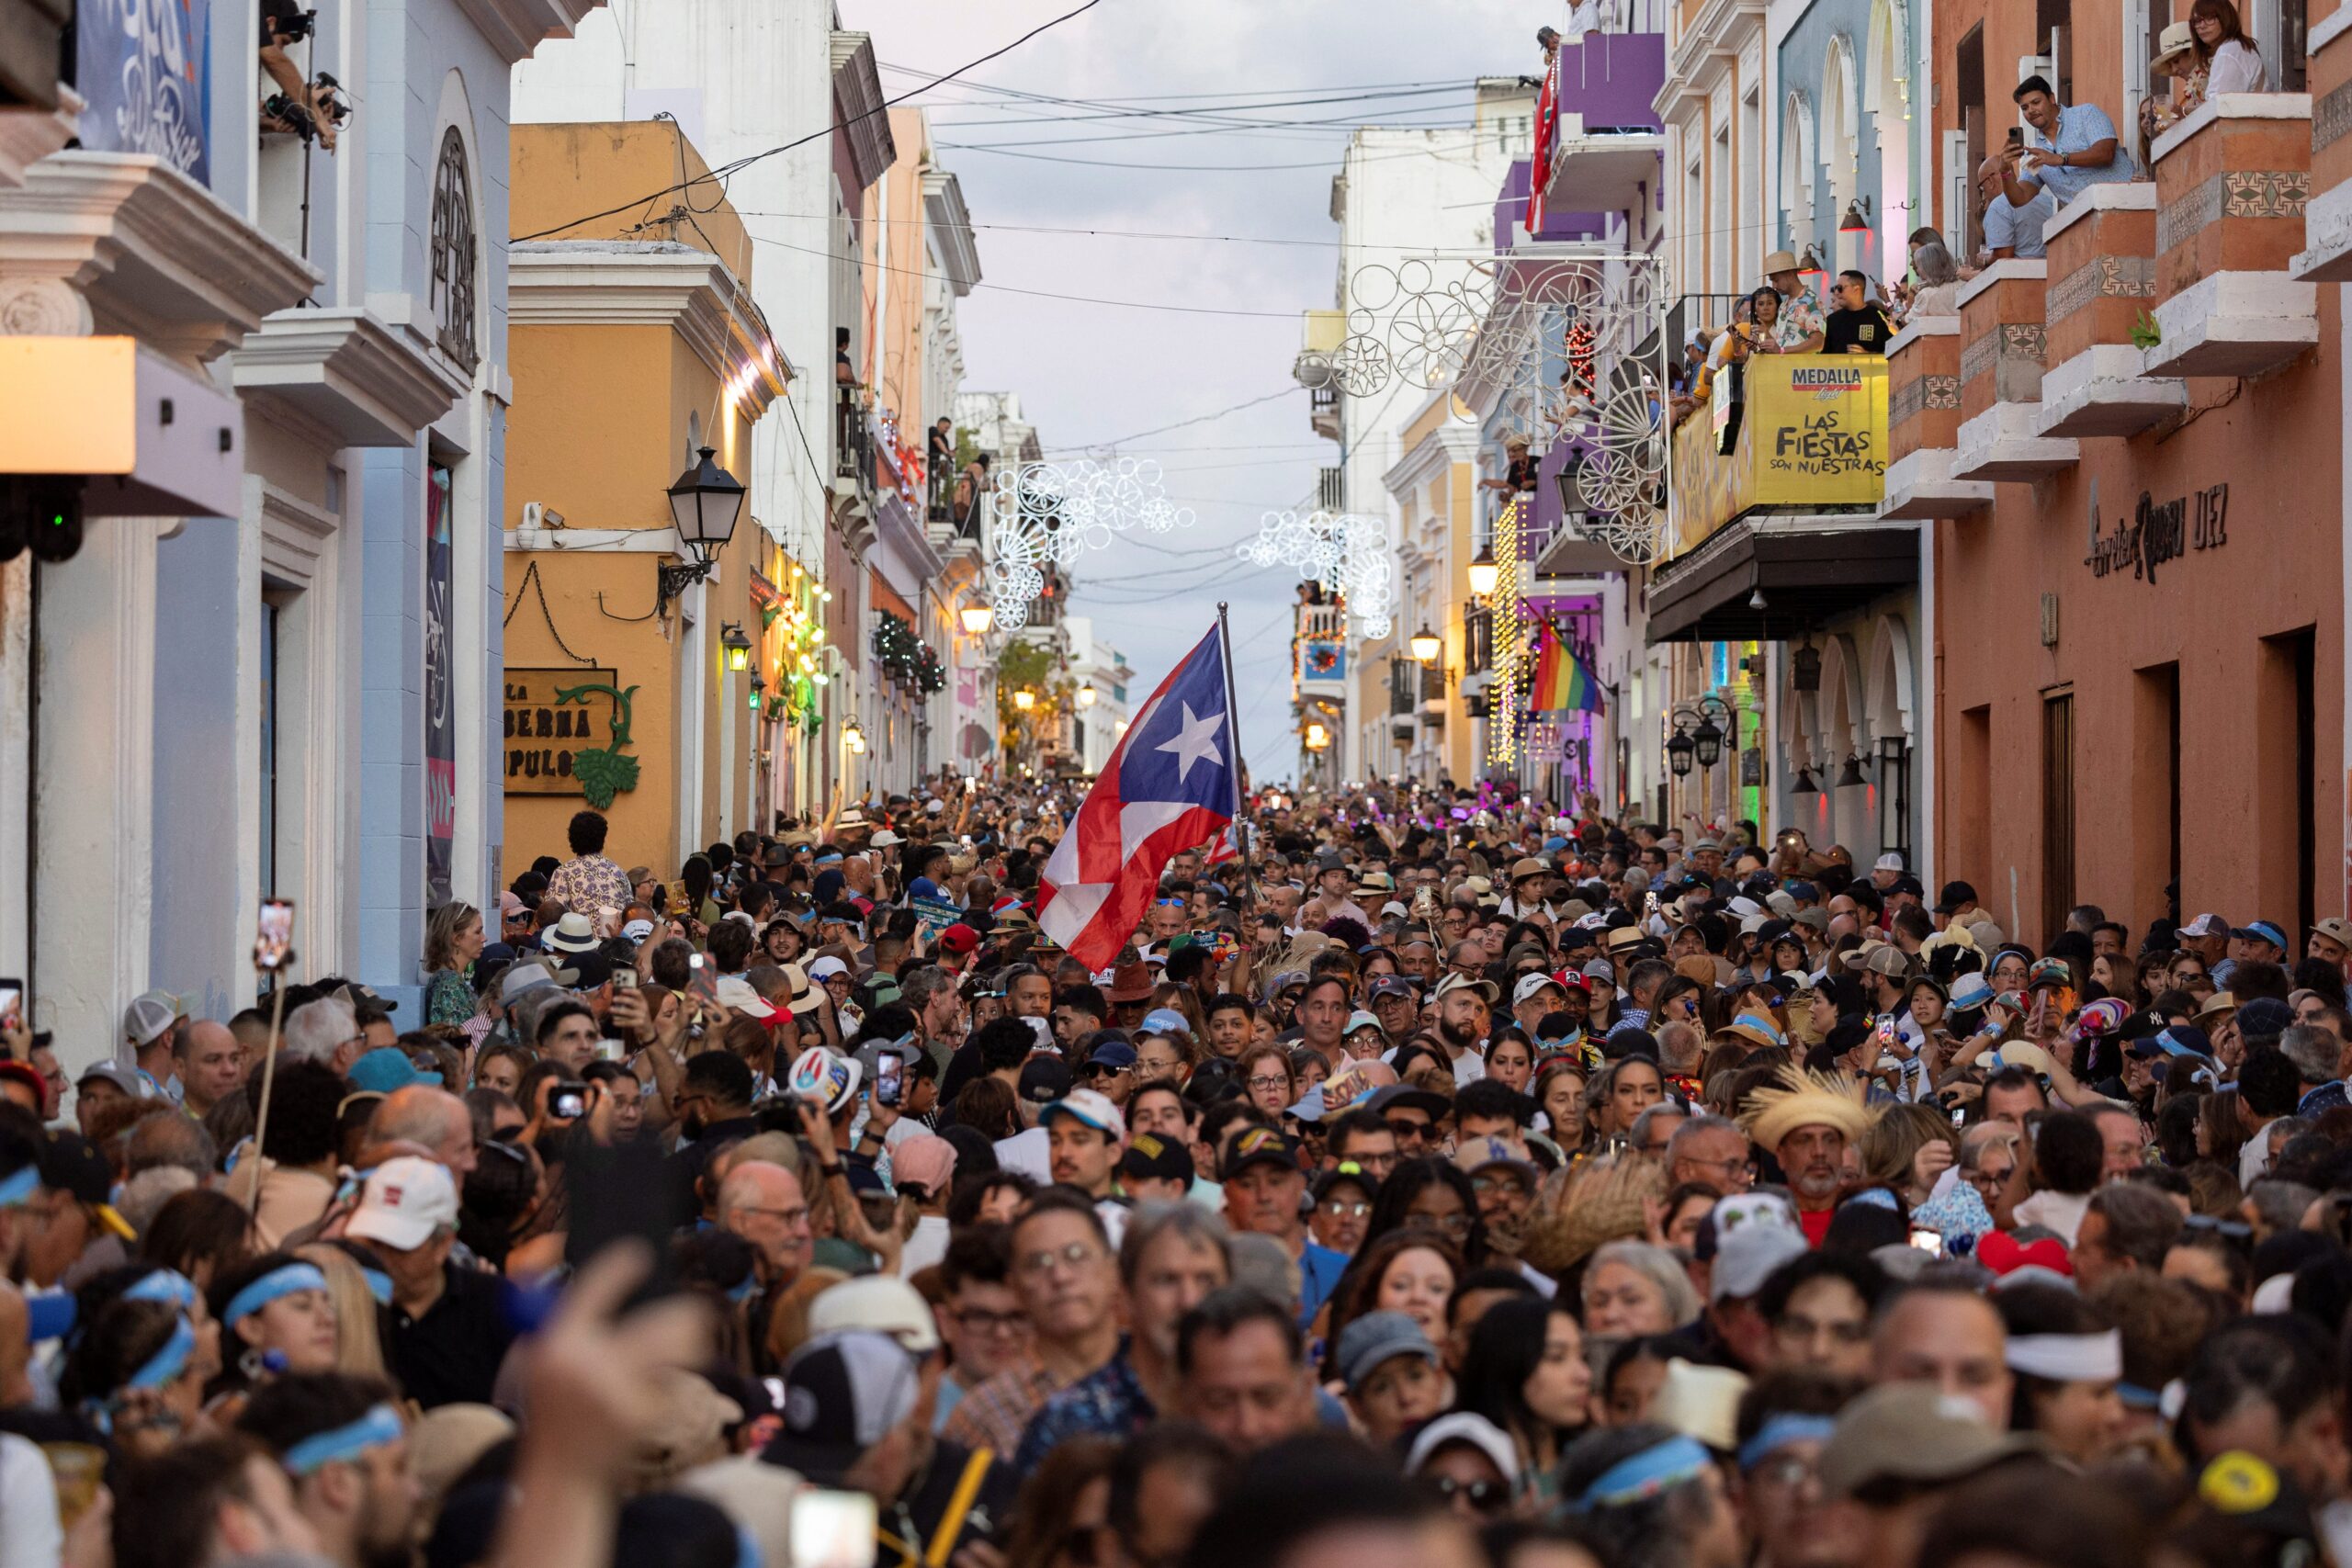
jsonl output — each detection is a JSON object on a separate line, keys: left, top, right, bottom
{"left": 720, "top": 622, "right": 752, "bottom": 671}
{"left": 1077, "top": 686, "right": 1097, "bottom": 707}
{"left": 1014, "top": 688, "right": 1036, "bottom": 711}
{"left": 1409, "top": 624, "right": 1442, "bottom": 662}
{"left": 1467, "top": 543, "right": 1498, "bottom": 599}
{"left": 959, "top": 599, "right": 996, "bottom": 636}
{"left": 842, "top": 718, "right": 865, "bottom": 754}
{"left": 657, "top": 446, "right": 746, "bottom": 615}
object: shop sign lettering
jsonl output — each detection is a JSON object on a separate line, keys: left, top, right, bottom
{"left": 504, "top": 666, "right": 616, "bottom": 794}
{"left": 2084, "top": 483, "right": 2229, "bottom": 584}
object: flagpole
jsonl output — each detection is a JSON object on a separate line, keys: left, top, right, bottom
{"left": 1216, "top": 602, "right": 1265, "bottom": 990}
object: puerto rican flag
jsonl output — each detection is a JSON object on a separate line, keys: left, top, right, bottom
{"left": 1038, "top": 624, "right": 1240, "bottom": 970}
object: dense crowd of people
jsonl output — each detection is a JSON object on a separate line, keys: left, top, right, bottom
{"left": 5, "top": 773, "right": 2352, "bottom": 1568}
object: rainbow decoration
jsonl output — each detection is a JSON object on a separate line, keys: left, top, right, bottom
{"left": 1531, "top": 620, "right": 1604, "bottom": 714}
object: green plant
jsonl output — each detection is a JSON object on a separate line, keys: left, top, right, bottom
{"left": 2130, "top": 310, "right": 2162, "bottom": 350}
{"left": 553, "top": 681, "right": 641, "bottom": 809}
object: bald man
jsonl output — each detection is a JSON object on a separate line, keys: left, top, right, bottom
{"left": 175, "top": 1021, "right": 245, "bottom": 1121}
{"left": 365, "top": 1087, "right": 478, "bottom": 1179}
{"left": 718, "top": 1161, "right": 812, "bottom": 1287}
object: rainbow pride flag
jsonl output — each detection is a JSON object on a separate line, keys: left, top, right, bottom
{"left": 1530, "top": 621, "right": 1604, "bottom": 714}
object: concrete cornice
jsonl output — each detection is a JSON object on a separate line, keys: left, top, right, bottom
{"left": 922, "top": 168, "right": 981, "bottom": 296}
{"left": 1658, "top": 0, "right": 1767, "bottom": 118}
{"left": 0, "top": 88, "right": 79, "bottom": 189}
{"left": 0, "top": 151, "right": 318, "bottom": 363}
{"left": 509, "top": 243, "right": 736, "bottom": 378}
{"left": 231, "top": 307, "right": 469, "bottom": 447}
{"left": 452, "top": 0, "right": 605, "bottom": 67}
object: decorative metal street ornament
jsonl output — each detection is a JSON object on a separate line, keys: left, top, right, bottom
{"left": 983, "top": 457, "right": 1200, "bottom": 630}
{"left": 1233, "top": 509, "right": 1394, "bottom": 638}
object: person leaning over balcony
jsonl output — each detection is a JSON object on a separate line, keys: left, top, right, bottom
{"left": 2192, "top": 0, "right": 2269, "bottom": 96}
{"left": 2004, "top": 75, "right": 2136, "bottom": 213}
{"left": 1758, "top": 253, "right": 1826, "bottom": 353}
{"left": 1978, "top": 155, "right": 2054, "bottom": 264}
{"left": 1478, "top": 437, "right": 1541, "bottom": 502}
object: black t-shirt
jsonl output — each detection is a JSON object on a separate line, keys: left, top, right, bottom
{"left": 1823, "top": 305, "right": 1894, "bottom": 355}
{"left": 383, "top": 1260, "right": 518, "bottom": 1410}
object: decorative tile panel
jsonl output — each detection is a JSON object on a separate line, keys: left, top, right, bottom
{"left": 2047, "top": 254, "right": 2157, "bottom": 322}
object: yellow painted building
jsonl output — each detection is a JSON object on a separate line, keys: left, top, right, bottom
{"left": 500, "top": 123, "right": 795, "bottom": 885}
{"left": 1383, "top": 392, "right": 1484, "bottom": 785}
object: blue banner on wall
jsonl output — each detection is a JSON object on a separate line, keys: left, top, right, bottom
{"left": 77, "top": 0, "right": 213, "bottom": 185}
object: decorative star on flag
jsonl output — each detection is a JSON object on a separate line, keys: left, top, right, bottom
{"left": 1037, "top": 624, "right": 1241, "bottom": 970}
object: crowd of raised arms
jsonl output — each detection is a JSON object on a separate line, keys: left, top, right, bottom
{"left": 2, "top": 769, "right": 2350, "bottom": 1568}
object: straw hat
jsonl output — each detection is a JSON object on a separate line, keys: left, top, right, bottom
{"left": 1521, "top": 1156, "right": 1665, "bottom": 1274}
{"left": 2152, "top": 20, "right": 2195, "bottom": 72}
{"left": 1738, "top": 1064, "right": 1881, "bottom": 1155}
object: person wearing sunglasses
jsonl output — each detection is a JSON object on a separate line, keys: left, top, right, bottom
{"left": 1406, "top": 1412, "right": 1520, "bottom": 1522}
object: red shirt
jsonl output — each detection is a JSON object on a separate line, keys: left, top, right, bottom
{"left": 1798, "top": 1206, "right": 1836, "bottom": 1247}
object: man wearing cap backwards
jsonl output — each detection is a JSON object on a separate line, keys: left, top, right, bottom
{"left": 1739, "top": 1066, "right": 1882, "bottom": 1247}
{"left": 236, "top": 1371, "right": 415, "bottom": 1568}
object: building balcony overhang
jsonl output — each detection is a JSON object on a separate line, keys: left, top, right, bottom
{"left": 231, "top": 308, "right": 469, "bottom": 447}
{"left": 1645, "top": 513, "right": 1917, "bottom": 643}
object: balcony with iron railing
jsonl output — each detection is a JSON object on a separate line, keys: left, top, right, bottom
{"left": 1390, "top": 657, "right": 1417, "bottom": 716}
{"left": 1463, "top": 604, "right": 1494, "bottom": 677}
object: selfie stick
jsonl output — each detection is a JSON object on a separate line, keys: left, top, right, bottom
{"left": 245, "top": 967, "right": 292, "bottom": 1217}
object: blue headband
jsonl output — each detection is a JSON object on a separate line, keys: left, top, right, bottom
{"left": 1572, "top": 1434, "right": 1715, "bottom": 1511}
{"left": 357, "top": 1266, "right": 393, "bottom": 1308}
{"left": 124, "top": 1269, "right": 199, "bottom": 1312}
{"left": 127, "top": 1313, "right": 198, "bottom": 1391}
{"left": 1736, "top": 1414, "right": 1837, "bottom": 1472}
{"left": 223, "top": 1262, "right": 331, "bottom": 1326}
{"left": 0, "top": 1164, "right": 38, "bottom": 1208}
{"left": 283, "top": 1403, "right": 404, "bottom": 1476}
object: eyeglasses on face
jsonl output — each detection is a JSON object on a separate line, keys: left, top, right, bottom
{"left": 1016, "top": 1240, "right": 1104, "bottom": 1279}
{"left": 950, "top": 1306, "right": 1029, "bottom": 1335}
{"left": 1385, "top": 1117, "right": 1432, "bottom": 1139}
{"left": 1420, "top": 1475, "right": 1510, "bottom": 1512}
{"left": 1318, "top": 1199, "right": 1371, "bottom": 1219}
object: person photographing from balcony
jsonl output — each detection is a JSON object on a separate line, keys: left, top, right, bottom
{"left": 259, "top": 0, "right": 338, "bottom": 151}
{"left": 2004, "top": 75, "right": 2135, "bottom": 213}
{"left": 1758, "top": 253, "right": 1826, "bottom": 352}
{"left": 1478, "top": 437, "right": 1540, "bottom": 506}
{"left": 1822, "top": 271, "right": 1895, "bottom": 354}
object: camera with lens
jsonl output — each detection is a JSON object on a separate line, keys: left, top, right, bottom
{"left": 272, "top": 7, "right": 317, "bottom": 39}
{"left": 263, "top": 92, "right": 320, "bottom": 141}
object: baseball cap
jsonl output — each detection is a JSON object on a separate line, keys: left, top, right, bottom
{"left": 1581, "top": 958, "right": 1616, "bottom": 983}
{"left": 618, "top": 919, "right": 655, "bottom": 944}
{"left": 1223, "top": 1126, "right": 1303, "bottom": 1179}
{"left": 1342, "top": 1010, "right": 1384, "bottom": 1039}
{"left": 1404, "top": 1412, "right": 1520, "bottom": 1480}
{"left": 1118, "top": 1133, "right": 1194, "bottom": 1186}
{"left": 2234, "top": 920, "right": 2288, "bottom": 951}
{"left": 2179, "top": 912, "right": 2228, "bottom": 938}
{"left": 807, "top": 1278, "right": 939, "bottom": 1353}
{"left": 39, "top": 1133, "right": 134, "bottom": 1240}
{"left": 713, "top": 975, "right": 778, "bottom": 1021}
{"left": 1040, "top": 1088, "right": 1125, "bottom": 1141}
{"left": 1085, "top": 1039, "right": 1139, "bottom": 1071}
{"left": 1861, "top": 945, "right": 1908, "bottom": 978}
{"left": 1711, "top": 1222, "right": 1808, "bottom": 1303}
{"left": 2314, "top": 918, "right": 2352, "bottom": 948}
{"left": 346, "top": 1156, "right": 460, "bottom": 1251}
{"left": 1933, "top": 881, "right": 1979, "bottom": 914}
{"left": 1018, "top": 1057, "right": 1073, "bottom": 1105}
{"left": 807, "top": 956, "right": 849, "bottom": 984}
{"left": 1433, "top": 974, "right": 1499, "bottom": 1005}
{"left": 2236, "top": 996, "right": 2295, "bottom": 1039}
{"left": 787, "top": 1047, "right": 864, "bottom": 1113}
{"left": 1335, "top": 1311, "right": 1440, "bottom": 1393}
{"left": 1948, "top": 974, "right": 1994, "bottom": 1012}
{"left": 1367, "top": 976, "right": 1418, "bottom": 1003}
{"left": 1511, "top": 972, "right": 1567, "bottom": 1008}
{"left": 937, "top": 924, "right": 980, "bottom": 957}
{"left": 347, "top": 1048, "right": 442, "bottom": 1094}
{"left": 121, "top": 992, "right": 178, "bottom": 1049}
{"left": 75, "top": 1061, "right": 151, "bottom": 1100}
{"left": 1872, "top": 853, "right": 1905, "bottom": 873}
{"left": 1139, "top": 1008, "right": 1193, "bottom": 1037}
{"left": 1817, "top": 1384, "right": 2044, "bottom": 1495}
{"left": 763, "top": 1331, "right": 922, "bottom": 1485}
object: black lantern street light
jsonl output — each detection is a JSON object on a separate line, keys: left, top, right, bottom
{"left": 658, "top": 446, "right": 748, "bottom": 615}
{"left": 1669, "top": 694, "right": 1735, "bottom": 772}
{"left": 1665, "top": 726, "right": 1695, "bottom": 778}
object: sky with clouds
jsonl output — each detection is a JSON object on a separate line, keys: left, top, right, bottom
{"left": 840, "top": 0, "right": 1544, "bottom": 781}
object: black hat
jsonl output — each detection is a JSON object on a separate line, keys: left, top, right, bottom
{"left": 1222, "top": 1127, "right": 1305, "bottom": 1180}
{"left": 762, "top": 1331, "right": 922, "bottom": 1485}
{"left": 1934, "top": 881, "right": 1979, "bottom": 915}
{"left": 1017, "top": 1056, "right": 1072, "bottom": 1105}
{"left": 1118, "top": 1133, "right": 1194, "bottom": 1186}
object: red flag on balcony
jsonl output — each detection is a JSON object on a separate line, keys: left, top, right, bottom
{"left": 1526, "top": 50, "right": 1561, "bottom": 236}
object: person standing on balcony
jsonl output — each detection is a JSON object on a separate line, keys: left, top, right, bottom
{"left": 1758, "top": 254, "right": 1826, "bottom": 353}
{"left": 2192, "top": 0, "right": 2269, "bottom": 96}
{"left": 1977, "top": 155, "right": 2054, "bottom": 264}
{"left": 2003, "top": 75, "right": 2135, "bottom": 214}
{"left": 1478, "top": 438, "right": 1540, "bottom": 508}
{"left": 1823, "top": 272, "right": 1895, "bottom": 354}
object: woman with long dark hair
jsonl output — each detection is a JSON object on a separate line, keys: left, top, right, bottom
{"left": 1456, "top": 1295, "right": 1594, "bottom": 1508}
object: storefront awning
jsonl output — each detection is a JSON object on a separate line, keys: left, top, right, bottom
{"left": 1645, "top": 517, "right": 1917, "bottom": 643}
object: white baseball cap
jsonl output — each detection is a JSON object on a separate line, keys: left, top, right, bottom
{"left": 346, "top": 1156, "right": 459, "bottom": 1252}
{"left": 1511, "top": 972, "right": 1567, "bottom": 1007}
{"left": 1874, "top": 853, "right": 1905, "bottom": 873}
{"left": 808, "top": 1276, "right": 940, "bottom": 1353}
{"left": 1039, "top": 1087, "right": 1125, "bottom": 1142}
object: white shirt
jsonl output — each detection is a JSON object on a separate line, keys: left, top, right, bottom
{"left": 899, "top": 1213, "right": 951, "bottom": 1278}
{"left": 994, "top": 1125, "right": 1052, "bottom": 1184}
{"left": 0, "top": 1433, "right": 62, "bottom": 1568}
{"left": 2241, "top": 1125, "right": 2275, "bottom": 1188}
{"left": 2208, "top": 38, "right": 2267, "bottom": 96}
